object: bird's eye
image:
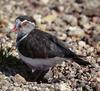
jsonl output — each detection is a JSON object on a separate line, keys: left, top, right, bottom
{"left": 22, "top": 22, "right": 27, "bottom": 26}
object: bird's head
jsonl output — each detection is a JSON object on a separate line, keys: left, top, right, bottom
{"left": 12, "top": 16, "right": 36, "bottom": 34}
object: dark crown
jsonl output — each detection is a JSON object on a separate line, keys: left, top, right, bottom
{"left": 16, "top": 15, "right": 36, "bottom": 23}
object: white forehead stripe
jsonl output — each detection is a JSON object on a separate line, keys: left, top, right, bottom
{"left": 15, "top": 19, "right": 21, "bottom": 27}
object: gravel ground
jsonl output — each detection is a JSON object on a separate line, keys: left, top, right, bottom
{"left": 0, "top": 0, "right": 100, "bottom": 91}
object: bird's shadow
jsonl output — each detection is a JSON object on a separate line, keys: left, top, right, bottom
{"left": 0, "top": 48, "right": 47, "bottom": 83}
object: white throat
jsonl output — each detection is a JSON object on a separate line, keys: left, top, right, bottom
{"left": 18, "top": 23, "right": 34, "bottom": 36}
{"left": 17, "top": 22, "right": 35, "bottom": 43}
{"left": 21, "top": 24, "right": 34, "bottom": 34}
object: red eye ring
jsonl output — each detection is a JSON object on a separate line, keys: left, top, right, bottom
{"left": 22, "top": 21, "right": 28, "bottom": 26}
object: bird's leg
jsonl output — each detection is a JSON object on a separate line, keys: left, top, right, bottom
{"left": 33, "top": 70, "right": 43, "bottom": 81}
{"left": 33, "top": 69, "right": 48, "bottom": 82}
{"left": 24, "top": 62, "right": 48, "bottom": 82}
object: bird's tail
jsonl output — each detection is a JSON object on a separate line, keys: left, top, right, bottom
{"left": 65, "top": 49, "right": 90, "bottom": 66}
{"left": 72, "top": 57, "right": 90, "bottom": 66}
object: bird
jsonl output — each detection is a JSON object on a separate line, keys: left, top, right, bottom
{"left": 12, "top": 15, "right": 90, "bottom": 80}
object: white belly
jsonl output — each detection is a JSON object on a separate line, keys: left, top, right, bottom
{"left": 18, "top": 51, "right": 66, "bottom": 70}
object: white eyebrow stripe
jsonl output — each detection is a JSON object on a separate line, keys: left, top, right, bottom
{"left": 21, "top": 20, "right": 28, "bottom": 23}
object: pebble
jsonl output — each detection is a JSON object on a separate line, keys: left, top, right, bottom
{"left": 96, "top": 42, "right": 100, "bottom": 52}
{"left": 41, "top": 0, "right": 49, "bottom": 4}
{"left": 67, "top": 26, "right": 85, "bottom": 38}
{"left": 33, "top": 14, "right": 42, "bottom": 23}
{"left": 94, "top": 24, "right": 100, "bottom": 34}
{"left": 57, "top": 32, "right": 67, "bottom": 40}
{"left": 96, "top": 83, "right": 100, "bottom": 91}
{"left": 11, "top": 74, "right": 26, "bottom": 85}
{"left": 77, "top": 87, "right": 82, "bottom": 91}
{"left": 96, "top": 77, "right": 100, "bottom": 83}
{"left": 78, "top": 41, "right": 86, "bottom": 48}
{"left": 59, "top": 82, "right": 72, "bottom": 91}
{"left": 83, "top": 0, "right": 100, "bottom": 16}
{"left": 38, "top": 24, "right": 47, "bottom": 31}
{"left": 93, "top": 16, "right": 100, "bottom": 24}
{"left": 58, "top": 6, "right": 64, "bottom": 12}
{"left": 87, "top": 47, "right": 94, "bottom": 54}
{"left": 42, "top": 14, "right": 57, "bottom": 24}
{"left": 62, "top": 14, "right": 78, "bottom": 26}
{"left": 97, "top": 58, "right": 100, "bottom": 64}
{"left": 93, "top": 34, "right": 100, "bottom": 42}
{"left": 79, "top": 15, "right": 89, "bottom": 25}
{"left": 79, "top": 15, "right": 93, "bottom": 29}
{"left": 44, "top": 88, "right": 50, "bottom": 91}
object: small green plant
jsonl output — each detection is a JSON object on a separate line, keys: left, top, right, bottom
{"left": 0, "top": 43, "right": 13, "bottom": 64}
{"left": 0, "top": 42, "right": 24, "bottom": 68}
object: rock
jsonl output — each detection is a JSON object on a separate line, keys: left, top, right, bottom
{"left": 77, "top": 87, "right": 82, "bottom": 91}
{"left": 72, "top": 3, "right": 82, "bottom": 13}
{"left": 0, "top": 17, "right": 8, "bottom": 29}
{"left": 79, "top": 14, "right": 92, "bottom": 29}
{"left": 58, "top": 6, "right": 64, "bottom": 12}
{"left": 62, "top": 14, "right": 78, "bottom": 26}
{"left": 84, "top": 85, "right": 93, "bottom": 91}
{"left": 97, "top": 58, "right": 100, "bottom": 65}
{"left": 57, "top": 32, "right": 67, "bottom": 41}
{"left": 96, "top": 83, "right": 100, "bottom": 91}
{"left": 93, "top": 16, "right": 100, "bottom": 24}
{"left": 84, "top": 23, "right": 94, "bottom": 30}
{"left": 54, "top": 18, "right": 66, "bottom": 28}
{"left": 38, "top": 24, "right": 47, "bottom": 31}
{"left": 82, "top": 0, "right": 100, "bottom": 16}
{"left": 1, "top": 85, "right": 8, "bottom": 91}
{"left": 96, "top": 78, "right": 100, "bottom": 83}
{"left": 8, "top": 32, "right": 16, "bottom": 39}
{"left": 94, "top": 24, "right": 100, "bottom": 34}
{"left": 0, "top": 79, "right": 11, "bottom": 90}
{"left": 45, "top": 88, "right": 50, "bottom": 91}
{"left": 11, "top": 74, "right": 26, "bottom": 85}
{"left": 44, "top": 68, "right": 53, "bottom": 82}
{"left": 42, "top": 14, "right": 57, "bottom": 24}
{"left": 75, "top": 49, "right": 83, "bottom": 56}
{"left": 41, "top": 0, "right": 49, "bottom": 4}
{"left": 78, "top": 41, "right": 86, "bottom": 48}
{"left": 79, "top": 15, "right": 89, "bottom": 24}
{"left": 67, "top": 26, "right": 85, "bottom": 38}
{"left": 59, "top": 82, "right": 72, "bottom": 91}
{"left": 33, "top": 14, "right": 42, "bottom": 24}
{"left": 52, "top": 26, "right": 62, "bottom": 32}
{"left": 96, "top": 42, "right": 100, "bottom": 53}
{"left": 96, "top": 71, "right": 100, "bottom": 82}
{"left": 12, "top": 87, "right": 22, "bottom": 91}
{"left": 0, "top": 75, "right": 5, "bottom": 81}
{"left": 87, "top": 47, "right": 94, "bottom": 54}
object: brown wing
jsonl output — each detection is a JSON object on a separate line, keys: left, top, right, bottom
{"left": 17, "top": 29, "right": 90, "bottom": 65}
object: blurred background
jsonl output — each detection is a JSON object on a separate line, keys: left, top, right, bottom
{"left": 0, "top": 0, "right": 100, "bottom": 91}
